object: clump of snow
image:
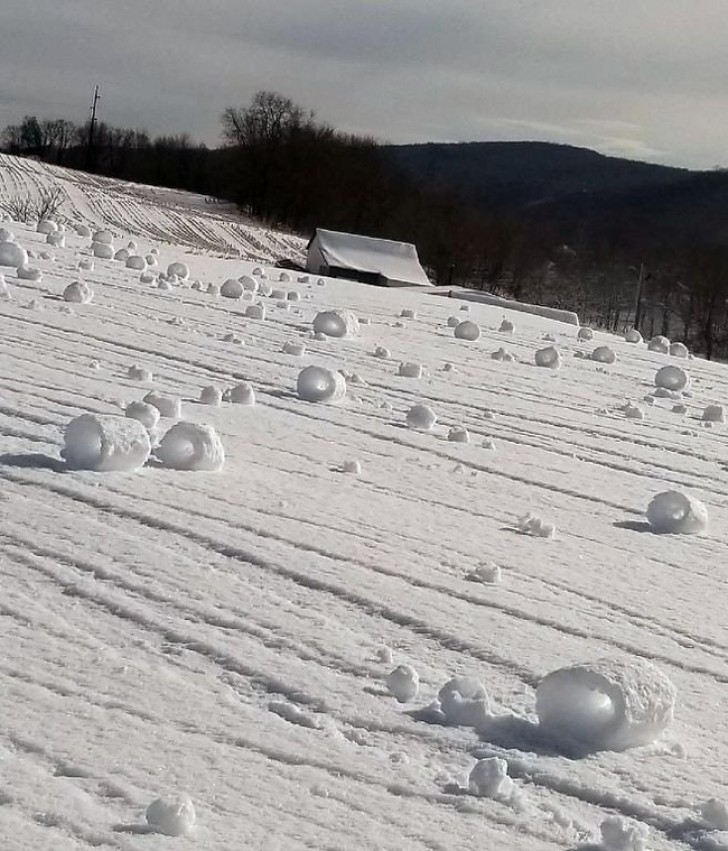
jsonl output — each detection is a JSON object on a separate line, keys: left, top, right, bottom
{"left": 62, "top": 413, "right": 151, "bottom": 472}
{"left": 221, "top": 278, "right": 244, "bottom": 298}
{"left": 386, "top": 664, "right": 419, "bottom": 702}
{"left": 92, "top": 242, "right": 114, "bottom": 259}
{"left": 446, "top": 316, "right": 460, "bottom": 328}
{"left": 536, "top": 657, "right": 676, "bottom": 751}
{"left": 78, "top": 258, "right": 94, "bottom": 271}
{"left": 63, "top": 280, "right": 93, "bottom": 304}
{"left": 155, "top": 422, "right": 225, "bottom": 471}
{"left": 646, "top": 490, "right": 708, "bottom": 535}
{"left": 517, "top": 513, "right": 555, "bottom": 538}
{"left": 229, "top": 382, "right": 256, "bottom": 405}
{"left": 534, "top": 346, "right": 561, "bottom": 369}
{"left": 460, "top": 304, "right": 470, "bottom": 312}
{"left": 92, "top": 229, "right": 113, "bottom": 245}
{"left": 454, "top": 320, "right": 481, "bottom": 341}
{"left": 313, "top": 309, "right": 360, "bottom": 338}
{"left": 128, "top": 365, "right": 153, "bottom": 382}
{"left": 125, "top": 401, "right": 160, "bottom": 430}
{"left": 591, "top": 346, "right": 617, "bottom": 364}
{"left": 376, "top": 646, "right": 394, "bottom": 664}
{"left": 622, "top": 403, "right": 645, "bottom": 420}
{"left": 0, "top": 241, "right": 28, "bottom": 267}
{"left": 287, "top": 290, "right": 301, "bottom": 302}
{"left": 672, "top": 403, "right": 688, "bottom": 415}
{"left": 245, "top": 303, "right": 266, "bottom": 320}
{"left": 655, "top": 365, "right": 690, "bottom": 392}
{"left": 140, "top": 270, "right": 155, "bottom": 284}
{"left": 282, "top": 340, "right": 306, "bottom": 356}
{"left": 342, "top": 459, "right": 362, "bottom": 474}
{"left": 199, "top": 385, "right": 223, "bottom": 406}
{"left": 702, "top": 404, "right": 725, "bottom": 423}
{"left": 167, "top": 262, "right": 189, "bottom": 280}
{"left": 467, "top": 562, "right": 502, "bottom": 584}
{"left": 439, "top": 676, "right": 490, "bottom": 726}
{"left": 143, "top": 390, "right": 182, "bottom": 419}
{"left": 145, "top": 795, "right": 196, "bottom": 836}
{"left": 297, "top": 366, "right": 346, "bottom": 404}
{"left": 468, "top": 758, "right": 514, "bottom": 801}
{"left": 206, "top": 283, "right": 219, "bottom": 296}
{"left": 577, "top": 326, "right": 594, "bottom": 341}
{"left": 700, "top": 798, "right": 728, "bottom": 830}
{"left": 482, "top": 438, "right": 496, "bottom": 450}
{"left": 448, "top": 425, "right": 470, "bottom": 443}
{"left": 17, "top": 265, "right": 42, "bottom": 281}
{"left": 398, "top": 362, "right": 424, "bottom": 378}
{"left": 222, "top": 332, "right": 243, "bottom": 345}
{"left": 279, "top": 271, "right": 291, "bottom": 282}
{"left": 491, "top": 347, "right": 515, "bottom": 362}
{"left": 400, "top": 308, "right": 416, "bottom": 319}
{"left": 406, "top": 404, "right": 437, "bottom": 431}
{"left": 499, "top": 318, "right": 515, "bottom": 334}
{"left": 670, "top": 341, "right": 689, "bottom": 358}
{"left": 648, "top": 335, "right": 670, "bottom": 353}
{"left": 374, "top": 346, "right": 391, "bottom": 359}
{"left": 599, "top": 816, "right": 649, "bottom": 851}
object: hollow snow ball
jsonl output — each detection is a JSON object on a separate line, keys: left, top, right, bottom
{"left": 125, "top": 400, "right": 160, "bottom": 430}
{"left": 62, "top": 413, "right": 151, "bottom": 472}
{"left": 499, "top": 318, "right": 515, "bottom": 334}
{"left": 145, "top": 795, "right": 196, "bottom": 837}
{"left": 591, "top": 345, "right": 616, "bottom": 364}
{"left": 282, "top": 340, "right": 306, "bottom": 356}
{"left": 297, "top": 366, "right": 346, "bottom": 404}
{"left": 577, "top": 326, "right": 594, "bottom": 341}
{"left": 670, "top": 341, "right": 689, "bottom": 358}
{"left": 468, "top": 758, "right": 514, "bottom": 800}
{"left": 0, "top": 241, "right": 28, "bottom": 267}
{"left": 655, "top": 365, "right": 689, "bottom": 392}
{"left": 126, "top": 255, "right": 146, "bottom": 270}
{"left": 406, "top": 403, "right": 437, "bottom": 431}
{"left": 167, "top": 262, "right": 189, "bottom": 280}
{"left": 438, "top": 676, "right": 490, "bottom": 726}
{"left": 534, "top": 345, "right": 562, "bottom": 369}
{"left": 312, "top": 309, "right": 360, "bottom": 338}
{"left": 646, "top": 490, "right": 708, "bottom": 535}
{"left": 398, "top": 362, "right": 424, "bottom": 378}
{"left": 448, "top": 425, "right": 470, "bottom": 443}
{"left": 17, "top": 265, "right": 42, "bottom": 281}
{"left": 199, "top": 385, "right": 223, "bottom": 406}
{"left": 229, "top": 381, "right": 256, "bottom": 405}
{"left": 648, "top": 334, "right": 670, "bottom": 353}
{"left": 220, "top": 278, "right": 244, "bottom": 299}
{"left": 143, "top": 391, "right": 182, "bottom": 419}
{"left": 454, "top": 320, "right": 481, "bottom": 341}
{"left": 92, "top": 241, "right": 114, "bottom": 259}
{"left": 386, "top": 664, "right": 419, "bottom": 702}
{"left": 128, "top": 365, "right": 153, "bottom": 382}
{"left": 92, "top": 229, "right": 114, "bottom": 245}
{"left": 63, "top": 280, "right": 94, "bottom": 303}
{"left": 114, "top": 248, "right": 130, "bottom": 262}
{"left": 155, "top": 422, "right": 225, "bottom": 472}
{"left": 702, "top": 404, "right": 725, "bottom": 423}
{"left": 536, "top": 657, "right": 676, "bottom": 751}
{"left": 245, "top": 303, "right": 266, "bottom": 320}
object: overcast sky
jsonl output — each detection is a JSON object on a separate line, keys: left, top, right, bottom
{"left": 2, "top": 0, "right": 727, "bottom": 169}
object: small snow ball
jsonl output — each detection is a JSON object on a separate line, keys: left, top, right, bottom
{"left": 157, "top": 279, "right": 173, "bottom": 291}
{"left": 220, "top": 278, "right": 244, "bottom": 299}
{"left": 139, "top": 270, "right": 155, "bottom": 284}
{"left": 229, "top": 382, "right": 256, "bottom": 405}
{"left": 92, "top": 229, "right": 113, "bottom": 245}
{"left": 398, "top": 362, "right": 424, "bottom": 378}
{"left": 400, "top": 308, "right": 417, "bottom": 319}
{"left": 591, "top": 345, "right": 616, "bottom": 364}
{"left": 468, "top": 758, "right": 514, "bottom": 801}
{"left": 700, "top": 798, "right": 728, "bottom": 831}
{"left": 448, "top": 425, "right": 470, "bottom": 443}
{"left": 312, "top": 309, "right": 360, "bottom": 338}
{"left": 296, "top": 366, "right": 346, "bottom": 404}
{"left": 374, "top": 346, "right": 391, "bottom": 359}
{"left": 39, "top": 250, "right": 54, "bottom": 261}
{"left": 125, "top": 401, "right": 160, "bottom": 430}
{"left": 114, "top": 248, "right": 130, "bottom": 262}
{"left": 438, "top": 676, "right": 490, "bottom": 726}
{"left": 536, "top": 657, "right": 676, "bottom": 751}
{"left": 624, "top": 328, "right": 643, "bottom": 344}
{"left": 460, "top": 303, "right": 470, "bottom": 312}
{"left": 239, "top": 275, "right": 258, "bottom": 293}
{"left": 0, "top": 227, "right": 14, "bottom": 242}
{"left": 46, "top": 231, "right": 65, "bottom": 248}
{"left": 286, "top": 290, "right": 301, "bottom": 302}
{"left": 646, "top": 490, "right": 708, "bottom": 535}
{"left": 17, "top": 265, "right": 42, "bottom": 281}
{"left": 78, "top": 258, "right": 94, "bottom": 272}
{"left": 150, "top": 247, "right": 159, "bottom": 255}
{"left": 599, "top": 817, "right": 649, "bottom": 851}
{"left": 199, "top": 385, "right": 223, "bottom": 406}
{"left": 206, "top": 283, "right": 219, "bottom": 296}
{"left": 623, "top": 403, "right": 645, "bottom": 420}
{"left": 126, "top": 255, "right": 146, "bottom": 270}
{"left": 534, "top": 345, "right": 562, "bottom": 369}
{"left": 245, "top": 303, "right": 266, "bottom": 320}
{"left": 0, "top": 241, "right": 28, "bottom": 267}
{"left": 491, "top": 347, "right": 515, "bottom": 362}
{"left": 655, "top": 365, "right": 690, "bottom": 392}
{"left": 282, "top": 340, "right": 306, "bottom": 356}
{"left": 648, "top": 334, "right": 670, "bottom": 353}
{"left": 406, "top": 404, "right": 437, "bottom": 431}
{"left": 92, "top": 242, "right": 114, "bottom": 259}
{"left": 143, "top": 391, "right": 182, "bottom": 419}
{"left": 670, "top": 341, "right": 689, "bottom": 358}
{"left": 278, "top": 271, "right": 291, "bottom": 283}
{"left": 145, "top": 254, "right": 158, "bottom": 267}
{"left": 446, "top": 315, "right": 460, "bottom": 328}
{"left": 342, "top": 459, "right": 362, "bottom": 474}
{"left": 577, "top": 326, "right": 594, "bottom": 341}
{"left": 63, "top": 280, "right": 93, "bottom": 303}
{"left": 37, "top": 219, "right": 57, "bottom": 235}
{"left": 499, "top": 318, "right": 515, "bottom": 334}
{"left": 702, "top": 404, "right": 725, "bottom": 423}
{"left": 517, "top": 513, "right": 556, "bottom": 538}
{"left": 468, "top": 562, "right": 501, "bottom": 583}
{"left": 454, "top": 320, "right": 481, "bottom": 341}
{"left": 127, "top": 240, "right": 137, "bottom": 250}
{"left": 672, "top": 403, "right": 688, "bottom": 415}
{"left": 258, "top": 281, "right": 272, "bottom": 297}
{"left": 145, "top": 795, "right": 196, "bottom": 837}
{"left": 128, "top": 365, "right": 153, "bottom": 382}
{"left": 167, "top": 262, "right": 189, "bottom": 280}
{"left": 386, "top": 664, "right": 419, "bottom": 702}
{"left": 62, "top": 413, "right": 151, "bottom": 472}
{"left": 155, "top": 422, "right": 225, "bottom": 472}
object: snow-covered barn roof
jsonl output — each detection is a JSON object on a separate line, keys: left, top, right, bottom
{"left": 308, "top": 228, "right": 432, "bottom": 287}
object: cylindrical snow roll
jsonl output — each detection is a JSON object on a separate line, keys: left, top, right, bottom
{"left": 646, "top": 490, "right": 708, "bottom": 534}
{"left": 536, "top": 657, "right": 676, "bottom": 751}
{"left": 296, "top": 366, "right": 346, "bottom": 403}
{"left": 155, "top": 422, "right": 225, "bottom": 471}
{"left": 63, "top": 413, "right": 151, "bottom": 472}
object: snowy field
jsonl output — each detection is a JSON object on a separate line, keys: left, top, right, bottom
{"left": 2, "top": 156, "right": 728, "bottom": 851}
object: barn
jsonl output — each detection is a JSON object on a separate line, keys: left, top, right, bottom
{"left": 306, "top": 228, "right": 432, "bottom": 288}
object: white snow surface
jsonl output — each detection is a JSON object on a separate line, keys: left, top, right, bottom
{"left": 2, "top": 154, "right": 728, "bottom": 850}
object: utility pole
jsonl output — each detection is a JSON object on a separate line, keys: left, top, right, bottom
{"left": 633, "top": 261, "right": 645, "bottom": 329}
{"left": 85, "top": 85, "right": 100, "bottom": 172}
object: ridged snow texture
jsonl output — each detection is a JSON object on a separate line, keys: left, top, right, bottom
{"left": 155, "top": 422, "right": 225, "bottom": 471}
{"left": 296, "top": 366, "right": 346, "bottom": 403}
{"left": 536, "top": 657, "right": 676, "bottom": 751}
{"left": 63, "top": 413, "right": 151, "bottom": 472}
{"left": 312, "top": 309, "right": 360, "bottom": 338}
{"left": 646, "top": 490, "right": 708, "bottom": 534}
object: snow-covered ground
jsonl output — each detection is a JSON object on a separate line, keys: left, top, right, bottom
{"left": 2, "top": 156, "right": 728, "bottom": 850}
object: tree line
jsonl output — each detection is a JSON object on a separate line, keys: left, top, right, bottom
{"left": 4, "top": 92, "right": 728, "bottom": 359}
